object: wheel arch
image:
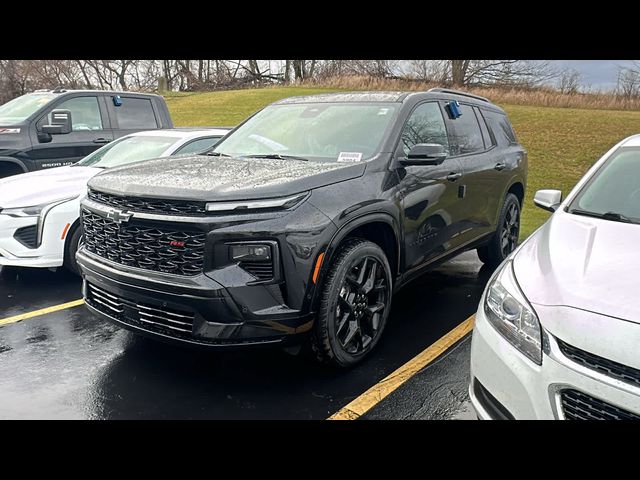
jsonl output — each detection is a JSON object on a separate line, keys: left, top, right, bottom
{"left": 0, "top": 157, "right": 28, "bottom": 178}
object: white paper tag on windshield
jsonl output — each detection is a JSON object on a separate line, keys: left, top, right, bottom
{"left": 337, "top": 152, "right": 363, "bottom": 163}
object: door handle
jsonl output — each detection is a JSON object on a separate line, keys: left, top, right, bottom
{"left": 93, "top": 138, "right": 110, "bottom": 144}
{"left": 494, "top": 163, "right": 506, "bottom": 171}
{"left": 446, "top": 172, "right": 462, "bottom": 182}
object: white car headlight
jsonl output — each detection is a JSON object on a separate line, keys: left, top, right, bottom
{"left": 484, "top": 260, "right": 542, "bottom": 365}
{"left": 0, "top": 204, "right": 49, "bottom": 217}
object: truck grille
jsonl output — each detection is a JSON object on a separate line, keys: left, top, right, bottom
{"left": 558, "top": 338, "right": 640, "bottom": 389}
{"left": 88, "top": 189, "right": 207, "bottom": 216}
{"left": 86, "top": 283, "right": 195, "bottom": 336}
{"left": 561, "top": 389, "right": 640, "bottom": 420}
{"left": 81, "top": 208, "right": 206, "bottom": 276}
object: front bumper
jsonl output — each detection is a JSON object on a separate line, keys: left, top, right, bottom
{"left": 469, "top": 298, "right": 640, "bottom": 419}
{"left": 78, "top": 248, "right": 314, "bottom": 348}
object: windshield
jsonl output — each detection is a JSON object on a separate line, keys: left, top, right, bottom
{"left": 0, "top": 93, "right": 57, "bottom": 125}
{"left": 568, "top": 147, "right": 640, "bottom": 223}
{"left": 76, "top": 135, "right": 178, "bottom": 168}
{"left": 213, "top": 102, "right": 398, "bottom": 162}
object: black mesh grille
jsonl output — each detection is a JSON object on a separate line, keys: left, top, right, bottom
{"left": 81, "top": 208, "right": 206, "bottom": 276}
{"left": 561, "top": 389, "right": 640, "bottom": 420}
{"left": 88, "top": 189, "right": 207, "bottom": 216}
{"left": 86, "top": 283, "right": 195, "bottom": 338}
{"left": 14, "top": 225, "right": 38, "bottom": 248}
{"left": 558, "top": 338, "right": 640, "bottom": 389}
{"left": 240, "top": 260, "right": 274, "bottom": 280}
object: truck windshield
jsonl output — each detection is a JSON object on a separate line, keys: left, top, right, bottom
{"left": 76, "top": 135, "right": 177, "bottom": 168}
{"left": 567, "top": 147, "right": 640, "bottom": 224}
{"left": 0, "top": 93, "right": 58, "bottom": 125}
{"left": 212, "top": 102, "right": 399, "bottom": 163}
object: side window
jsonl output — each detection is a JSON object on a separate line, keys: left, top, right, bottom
{"left": 484, "top": 111, "right": 517, "bottom": 146}
{"left": 400, "top": 102, "right": 449, "bottom": 156}
{"left": 173, "top": 137, "right": 222, "bottom": 155}
{"left": 48, "top": 96, "right": 103, "bottom": 131}
{"left": 474, "top": 107, "right": 494, "bottom": 148}
{"left": 114, "top": 98, "right": 158, "bottom": 129}
{"left": 446, "top": 103, "right": 484, "bottom": 155}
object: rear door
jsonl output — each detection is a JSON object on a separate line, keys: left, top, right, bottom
{"left": 442, "top": 101, "right": 498, "bottom": 242}
{"left": 106, "top": 96, "right": 162, "bottom": 139}
{"left": 28, "top": 94, "right": 114, "bottom": 170}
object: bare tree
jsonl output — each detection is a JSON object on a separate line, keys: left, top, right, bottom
{"left": 616, "top": 63, "right": 640, "bottom": 99}
{"left": 557, "top": 68, "right": 581, "bottom": 94}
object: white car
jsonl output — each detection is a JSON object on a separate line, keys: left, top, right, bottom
{"left": 0, "top": 128, "right": 230, "bottom": 274}
{"left": 469, "top": 134, "right": 640, "bottom": 420}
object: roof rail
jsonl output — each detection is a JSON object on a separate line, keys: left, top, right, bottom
{"left": 427, "top": 88, "right": 490, "bottom": 103}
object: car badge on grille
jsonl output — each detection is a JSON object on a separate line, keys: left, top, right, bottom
{"left": 106, "top": 208, "right": 133, "bottom": 224}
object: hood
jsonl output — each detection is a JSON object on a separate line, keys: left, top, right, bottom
{"left": 0, "top": 165, "right": 100, "bottom": 208}
{"left": 513, "top": 209, "right": 640, "bottom": 324}
{"left": 88, "top": 155, "right": 366, "bottom": 201}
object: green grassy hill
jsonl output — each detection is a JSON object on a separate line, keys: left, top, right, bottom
{"left": 165, "top": 87, "right": 640, "bottom": 239}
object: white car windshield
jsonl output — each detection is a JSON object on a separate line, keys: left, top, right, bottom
{"left": 212, "top": 102, "right": 399, "bottom": 163}
{"left": 568, "top": 147, "right": 640, "bottom": 224}
{"left": 76, "top": 135, "right": 177, "bottom": 168}
{"left": 0, "top": 93, "right": 57, "bottom": 125}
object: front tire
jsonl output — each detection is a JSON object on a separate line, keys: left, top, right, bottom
{"left": 477, "top": 193, "right": 521, "bottom": 269}
{"left": 63, "top": 226, "right": 83, "bottom": 276}
{"left": 310, "top": 239, "right": 392, "bottom": 368}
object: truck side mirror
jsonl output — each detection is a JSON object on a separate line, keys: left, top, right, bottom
{"left": 42, "top": 109, "right": 72, "bottom": 135}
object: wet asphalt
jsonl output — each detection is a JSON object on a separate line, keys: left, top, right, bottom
{"left": 0, "top": 251, "right": 491, "bottom": 420}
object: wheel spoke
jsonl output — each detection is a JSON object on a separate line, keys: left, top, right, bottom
{"left": 355, "top": 257, "right": 369, "bottom": 286}
{"left": 366, "top": 302, "right": 385, "bottom": 315}
{"left": 336, "top": 311, "right": 350, "bottom": 335}
{"left": 342, "top": 321, "right": 359, "bottom": 347}
{"left": 362, "top": 261, "right": 378, "bottom": 294}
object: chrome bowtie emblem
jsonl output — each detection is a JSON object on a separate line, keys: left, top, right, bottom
{"left": 106, "top": 209, "right": 132, "bottom": 224}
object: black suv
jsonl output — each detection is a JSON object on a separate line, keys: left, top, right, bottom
{"left": 77, "top": 89, "right": 527, "bottom": 367}
{"left": 0, "top": 89, "right": 173, "bottom": 178}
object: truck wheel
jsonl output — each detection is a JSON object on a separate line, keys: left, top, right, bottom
{"left": 63, "top": 226, "right": 83, "bottom": 276}
{"left": 310, "top": 238, "right": 392, "bottom": 368}
{"left": 477, "top": 193, "right": 521, "bottom": 269}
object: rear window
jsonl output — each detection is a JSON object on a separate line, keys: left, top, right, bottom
{"left": 483, "top": 111, "right": 517, "bottom": 146}
{"left": 114, "top": 97, "right": 158, "bottom": 129}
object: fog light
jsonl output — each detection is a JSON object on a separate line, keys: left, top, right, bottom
{"left": 230, "top": 244, "right": 272, "bottom": 262}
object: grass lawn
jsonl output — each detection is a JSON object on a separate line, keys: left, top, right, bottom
{"left": 165, "top": 87, "right": 640, "bottom": 239}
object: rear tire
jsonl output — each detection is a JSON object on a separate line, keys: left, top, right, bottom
{"left": 477, "top": 193, "right": 521, "bottom": 269}
{"left": 63, "top": 226, "right": 83, "bottom": 276}
{"left": 309, "top": 239, "right": 392, "bottom": 368}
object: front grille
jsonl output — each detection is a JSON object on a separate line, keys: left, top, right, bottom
{"left": 558, "top": 338, "right": 640, "bottom": 389}
{"left": 14, "top": 225, "right": 38, "bottom": 248}
{"left": 88, "top": 189, "right": 207, "bottom": 216}
{"left": 560, "top": 389, "right": 640, "bottom": 420}
{"left": 240, "top": 260, "right": 274, "bottom": 280}
{"left": 87, "top": 283, "right": 195, "bottom": 337}
{"left": 82, "top": 208, "right": 206, "bottom": 276}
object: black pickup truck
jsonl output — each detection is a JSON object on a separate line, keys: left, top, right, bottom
{"left": 0, "top": 88, "right": 173, "bottom": 178}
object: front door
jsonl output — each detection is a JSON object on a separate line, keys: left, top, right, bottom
{"left": 397, "top": 101, "right": 466, "bottom": 273}
{"left": 28, "top": 95, "right": 113, "bottom": 170}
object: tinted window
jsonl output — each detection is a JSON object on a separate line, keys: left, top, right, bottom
{"left": 400, "top": 102, "right": 449, "bottom": 156}
{"left": 76, "top": 135, "right": 177, "bottom": 168}
{"left": 484, "top": 111, "right": 517, "bottom": 146}
{"left": 174, "top": 136, "right": 222, "bottom": 155}
{"left": 474, "top": 107, "right": 493, "bottom": 148}
{"left": 50, "top": 96, "right": 103, "bottom": 131}
{"left": 446, "top": 103, "right": 484, "bottom": 155}
{"left": 114, "top": 98, "right": 157, "bottom": 129}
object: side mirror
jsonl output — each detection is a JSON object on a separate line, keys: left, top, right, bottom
{"left": 534, "top": 189, "right": 562, "bottom": 212}
{"left": 399, "top": 143, "right": 447, "bottom": 166}
{"left": 42, "top": 109, "right": 72, "bottom": 135}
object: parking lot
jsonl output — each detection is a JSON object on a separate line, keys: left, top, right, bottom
{"left": 0, "top": 251, "right": 487, "bottom": 420}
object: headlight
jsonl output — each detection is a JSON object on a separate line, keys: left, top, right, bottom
{"left": 205, "top": 192, "right": 308, "bottom": 213}
{"left": 1, "top": 204, "right": 49, "bottom": 217}
{"left": 230, "top": 244, "right": 272, "bottom": 262}
{"left": 484, "top": 260, "right": 542, "bottom": 365}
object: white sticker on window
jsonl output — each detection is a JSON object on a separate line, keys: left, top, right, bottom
{"left": 378, "top": 108, "right": 389, "bottom": 116}
{"left": 337, "top": 152, "right": 363, "bottom": 163}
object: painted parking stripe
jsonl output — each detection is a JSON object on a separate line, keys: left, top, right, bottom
{"left": 0, "top": 299, "right": 85, "bottom": 327}
{"left": 328, "top": 314, "right": 475, "bottom": 420}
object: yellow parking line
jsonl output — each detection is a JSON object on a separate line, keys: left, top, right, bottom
{"left": 328, "top": 314, "right": 475, "bottom": 420}
{"left": 0, "top": 299, "right": 85, "bottom": 327}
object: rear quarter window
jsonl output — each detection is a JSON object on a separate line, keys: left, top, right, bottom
{"left": 483, "top": 110, "right": 517, "bottom": 146}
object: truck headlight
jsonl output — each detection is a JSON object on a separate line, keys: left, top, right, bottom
{"left": 484, "top": 260, "right": 542, "bottom": 365}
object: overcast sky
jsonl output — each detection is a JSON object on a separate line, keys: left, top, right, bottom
{"left": 550, "top": 60, "right": 637, "bottom": 91}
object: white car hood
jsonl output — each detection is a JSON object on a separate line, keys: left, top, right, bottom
{"left": 0, "top": 166, "right": 101, "bottom": 209}
{"left": 513, "top": 209, "right": 640, "bottom": 324}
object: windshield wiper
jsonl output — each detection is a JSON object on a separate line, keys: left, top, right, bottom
{"left": 569, "top": 208, "right": 637, "bottom": 224}
{"left": 243, "top": 153, "right": 309, "bottom": 162}
{"left": 205, "top": 151, "right": 231, "bottom": 157}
